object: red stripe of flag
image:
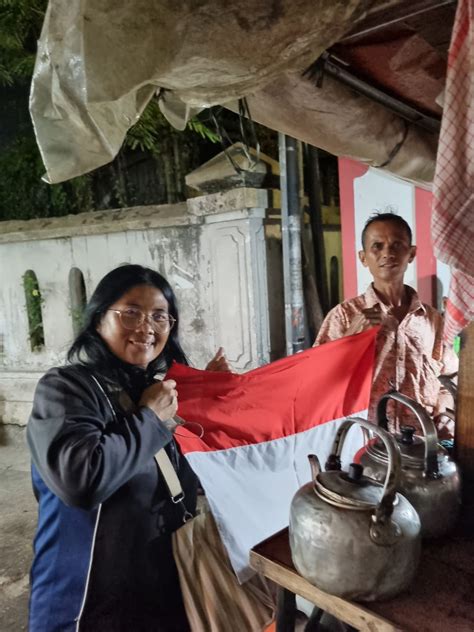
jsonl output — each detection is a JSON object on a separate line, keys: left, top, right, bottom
{"left": 167, "top": 327, "right": 377, "bottom": 454}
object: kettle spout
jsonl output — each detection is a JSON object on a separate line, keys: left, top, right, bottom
{"left": 308, "top": 454, "right": 321, "bottom": 482}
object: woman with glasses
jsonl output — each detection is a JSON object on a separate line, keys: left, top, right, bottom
{"left": 26, "top": 264, "right": 229, "bottom": 632}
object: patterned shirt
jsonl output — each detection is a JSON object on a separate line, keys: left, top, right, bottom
{"left": 314, "top": 284, "right": 458, "bottom": 433}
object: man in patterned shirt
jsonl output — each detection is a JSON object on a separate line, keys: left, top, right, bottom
{"left": 314, "top": 212, "right": 458, "bottom": 437}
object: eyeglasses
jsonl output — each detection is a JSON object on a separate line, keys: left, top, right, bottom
{"left": 108, "top": 308, "right": 176, "bottom": 334}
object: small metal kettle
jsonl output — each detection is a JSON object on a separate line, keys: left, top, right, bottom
{"left": 357, "top": 391, "right": 462, "bottom": 538}
{"left": 289, "top": 417, "right": 421, "bottom": 602}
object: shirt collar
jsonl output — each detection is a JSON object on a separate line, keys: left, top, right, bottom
{"left": 364, "top": 284, "right": 426, "bottom": 315}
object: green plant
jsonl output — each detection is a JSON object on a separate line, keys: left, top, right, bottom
{"left": 0, "top": 133, "right": 95, "bottom": 220}
{"left": 23, "top": 270, "right": 45, "bottom": 351}
{"left": 0, "top": 0, "right": 46, "bottom": 87}
{"left": 185, "top": 118, "right": 221, "bottom": 144}
{"left": 126, "top": 99, "right": 219, "bottom": 153}
{"left": 70, "top": 306, "right": 85, "bottom": 336}
{"left": 0, "top": 0, "right": 264, "bottom": 218}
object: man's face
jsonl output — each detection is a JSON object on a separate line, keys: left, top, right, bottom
{"left": 358, "top": 220, "right": 416, "bottom": 285}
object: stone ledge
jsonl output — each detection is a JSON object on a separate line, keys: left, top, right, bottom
{"left": 0, "top": 371, "right": 43, "bottom": 395}
{"left": 186, "top": 187, "right": 274, "bottom": 216}
{"left": 0, "top": 203, "right": 198, "bottom": 244}
{"left": 203, "top": 208, "right": 266, "bottom": 224}
{"left": 0, "top": 401, "right": 32, "bottom": 427}
{"left": 0, "top": 372, "right": 43, "bottom": 426}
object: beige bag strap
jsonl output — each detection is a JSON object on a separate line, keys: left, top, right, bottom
{"left": 154, "top": 448, "right": 184, "bottom": 503}
{"left": 155, "top": 448, "right": 193, "bottom": 523}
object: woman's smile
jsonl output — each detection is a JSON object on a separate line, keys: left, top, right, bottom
{"left": 128, "top": 339, "right": 155, "bottom": 350}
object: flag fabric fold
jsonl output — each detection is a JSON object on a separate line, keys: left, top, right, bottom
{"left": 168, "top": 328, "right": 377, "bottom": 581}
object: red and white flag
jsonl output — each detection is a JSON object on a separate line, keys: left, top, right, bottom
{"left": 168, "top": 328, "right": 377, "bottom": 581}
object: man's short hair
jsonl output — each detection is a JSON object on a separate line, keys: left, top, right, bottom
{"left": 361, "top": 212, "right": 412, "bottom": 249}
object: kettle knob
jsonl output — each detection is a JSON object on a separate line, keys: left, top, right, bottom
{"left": 348, "top": 463, "right": 364, "bottom": 481}
{"left": 400, "top": 425, "right": 416, "bottom": 445}
{"left": 325, "top": 454, "right": 342, "bottom": 471}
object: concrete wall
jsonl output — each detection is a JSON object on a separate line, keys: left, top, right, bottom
{"left": 0, "top": 188, "right": 284, "bottom": 427}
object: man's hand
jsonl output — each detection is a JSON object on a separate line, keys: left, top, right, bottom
{"left": 434, "top": 412, "right": 455, "bottom": 441}
{"left": 361, "top": 304, "right": 383, "bottom": 326}
{"left": 346, "top": 305, "right": 383, "bottom": 336}
{"left": 139, "top": 379, "right": 178, "bottom": 427}
{"left": 205, "top": 347, "right": 232, "bottom": 372}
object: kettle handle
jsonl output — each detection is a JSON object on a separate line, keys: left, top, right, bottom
{"left": 438, "top": 373, "right": 457, "bottom": 400}
{"left": 330, "top": 417, "right": 402, "bottom": 525}
{"left": 377, "top": 391, "right": 439, "bottom": 478}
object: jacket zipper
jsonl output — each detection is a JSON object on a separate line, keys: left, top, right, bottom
{"left": 75, "top": 504, "right": 102, "bottom": 631}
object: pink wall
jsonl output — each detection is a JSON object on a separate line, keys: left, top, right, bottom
{"left": 338, "top": 157, "right": 438, "bottom": 306}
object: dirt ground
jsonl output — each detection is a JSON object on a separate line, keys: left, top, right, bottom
{"left": 0, "top": 425, "right": 37, "bottom": 632}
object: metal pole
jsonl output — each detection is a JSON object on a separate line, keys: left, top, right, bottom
{"left": 279, "top": 133, "right": 306, "bottom": 355}
{"left": 320, "top": 53, "right": 440, "bottom": 133}
{"left": 307, "top": 145, "right": 329, "bottom": 314}
{"left": 278, "top": 133, "right": 293, "bottom": 357}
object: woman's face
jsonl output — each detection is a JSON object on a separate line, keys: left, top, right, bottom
{"left": 97, "top": 284, "right": 172, "bottom": 368}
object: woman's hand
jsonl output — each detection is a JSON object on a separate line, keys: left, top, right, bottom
{"left": 205, "top": 347, "right": 232, "bottom": 372}
{"left": 139, "top": 379, "right": 178, "bottom": 427}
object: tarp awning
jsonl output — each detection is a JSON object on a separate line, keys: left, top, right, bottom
{"left": 30, "top": 0, "right": 371, "bottom": 184}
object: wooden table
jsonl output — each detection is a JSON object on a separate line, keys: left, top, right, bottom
{"left": 250, "top": 528, "right": 474, "bottom": 632}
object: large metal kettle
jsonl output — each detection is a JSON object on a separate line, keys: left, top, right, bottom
{"left": 357, "top": 391, "right": 461, "bottom": 538}
{"left": 289, "top": 418, "right": 421, "bottom": 601}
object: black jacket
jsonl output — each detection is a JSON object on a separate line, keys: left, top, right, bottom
{"left": 27, "top": 364, "right": 198, "bottom": 632}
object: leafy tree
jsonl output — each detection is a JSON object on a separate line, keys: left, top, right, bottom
{"left": 0, "top": 0, "right": 220, "bottom": 220}
{"left": 0, "top": 0, "right": 43, "bottom": 86}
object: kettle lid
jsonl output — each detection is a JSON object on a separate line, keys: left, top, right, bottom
{"left": 315, "top": 463, "right": 385, "bottom": 510}
{"left": 367, "top": 425, "right": 429, "bottom": 468}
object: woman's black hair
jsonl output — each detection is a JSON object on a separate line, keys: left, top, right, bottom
{"left": 68, "top": 265, "right": 188, "bottom": 389}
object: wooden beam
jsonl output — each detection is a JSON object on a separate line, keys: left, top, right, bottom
{"left": 455, "top": 321, "right": 474, "bottom": 482}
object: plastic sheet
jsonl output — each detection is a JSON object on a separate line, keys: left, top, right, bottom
{"left": 29, "top": 0, "right": 371, "bottom": 183}
{"left": 229, "top": 70, "right": 438, "bottom": 186}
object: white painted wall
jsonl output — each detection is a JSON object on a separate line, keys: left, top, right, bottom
{"left": 436, "top": 260, "right": 451, "bottom": 311}
{"left": 0, "top": 190, "right": 283, "bottom": 425}
{"left": 353, "top": 168, "right": 417, "bottom": 294}
{"left": 1, "top": 225, "right": 206, "bottom": 370}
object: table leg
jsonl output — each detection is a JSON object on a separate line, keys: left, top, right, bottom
{"left": 276, "top": 586, "right": 296, "bottom": 632}
{"left": 304, "top": 607, "right": 359, "bottom": 632}
{"left": 304, "top": 607, "right": 323, "bottom": 631}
